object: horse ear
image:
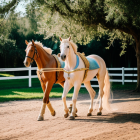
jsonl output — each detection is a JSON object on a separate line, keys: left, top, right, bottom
{"left": 25, "top": 40, "right": 28, "bottom": 45}
{"left": 59, "top": 37, "right": 62, "bottom": 41}
{"left": 32, "top": 39, "right": 35, "bottom": 45}
{"left": 69, "top": 36, "right": 71, "bottom": 41}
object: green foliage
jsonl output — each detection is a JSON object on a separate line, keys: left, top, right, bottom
{"left": 0, "top": 0, "right": 18, "bottom": 15}
{"left": 0, "top": 36, "right": 16, "bottom": 55}
{"left": 0, "top": 0, "right": 138, "bottom": 67}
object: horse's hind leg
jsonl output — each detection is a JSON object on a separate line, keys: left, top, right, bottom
{"left": 96, "top": 74, "right": 105, "bottom": 115}
{"left": 84, "top": 81, "right": 96, "bottom": 116}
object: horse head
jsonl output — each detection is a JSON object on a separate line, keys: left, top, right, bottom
{"left": 59, "top": 36, "right": 78, "bottom": 61}
{"left": 24, "top": 40, "right": 38, "bottom": 67}
{"left": 59, "top": 36, "right": 71, "bottom": 61}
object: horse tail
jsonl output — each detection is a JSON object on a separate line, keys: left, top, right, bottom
{"left": 102, "top": 69, "right": 113, "bottom": 111}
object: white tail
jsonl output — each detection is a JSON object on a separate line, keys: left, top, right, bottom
{"left": 102, "top": 70, "right": 112, "bottom": 111}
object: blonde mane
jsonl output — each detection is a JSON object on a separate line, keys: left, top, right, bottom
{"left": 61, "top": 39, "right": 77, "bottom": 53}
{"left": 35, "top": 42, "right": 52, "bottom": 54}
{"left": 29, "top": 41, "right": 52, "bottom": 54}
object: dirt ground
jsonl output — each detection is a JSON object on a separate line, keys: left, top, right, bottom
{"left": 0, "top": 90, "right": 140, "bottom": 140}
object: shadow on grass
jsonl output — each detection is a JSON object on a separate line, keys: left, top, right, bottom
{"left": 0, "top": 91, "right": 22, "bottom": 96}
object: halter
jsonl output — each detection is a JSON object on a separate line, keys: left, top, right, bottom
{"left": 26, "top": 45, "right": 38, "bottom": 65}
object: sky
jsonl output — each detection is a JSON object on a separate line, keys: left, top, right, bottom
{"left": 1, "top": 0, "right": 30, "bottom": 15}
{"left": 15, "top": 1, "right": 27, "bottom": 14}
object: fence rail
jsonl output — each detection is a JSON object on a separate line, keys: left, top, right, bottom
{"left": 0, "top": 67, "right": 137, "bottom": 88}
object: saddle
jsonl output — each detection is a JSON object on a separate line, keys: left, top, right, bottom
{"left": 52, "top": 54, "right": 61, "bottom": 83}
{"left": 53, "top": 52, "right": 99, "bottom": 82}
{"left": 76, "top": 52, "right": 89, "bottom": 82}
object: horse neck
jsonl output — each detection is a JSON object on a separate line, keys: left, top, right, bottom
{"left": 35, "top": 46, "right": 52, "bottom": 69}
{"left": 65, "top": 47, "right": 76, "bottom": 70}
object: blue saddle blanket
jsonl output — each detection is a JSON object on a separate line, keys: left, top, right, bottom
{"left": 58, "top": 56, "right": 99, "bottom": 70}
{"left": 86, "top": 57, "right": 99, "bottom": 70}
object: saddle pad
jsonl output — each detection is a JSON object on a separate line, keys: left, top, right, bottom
{"left": 58, "top": 55, "right": 99, "bottom": 70}
{"left": 86, "top": 57, "right": 100, "bottom": 70}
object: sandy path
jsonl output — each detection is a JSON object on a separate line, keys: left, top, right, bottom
{"left": 0, "top": 90, "right": 140, "bottom": 140}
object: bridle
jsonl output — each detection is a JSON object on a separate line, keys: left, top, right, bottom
{"left": 25, "top": 45, "right": 38, "bottom": 65}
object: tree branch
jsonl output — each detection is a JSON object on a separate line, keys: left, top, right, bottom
{"left": 0, "top": 0, "right": 19, "bottom": 14}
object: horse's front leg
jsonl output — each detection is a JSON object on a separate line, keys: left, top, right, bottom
{"left": 70, "top": 82, "right": 81, "bottom": 120}
{"left": 38, "top": 81, "right": 54, "bottom": 121}
{"left": 62, "top": 80, "right": 72, "bottom": 118}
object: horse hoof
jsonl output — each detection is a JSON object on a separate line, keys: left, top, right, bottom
{"left": 64, "top": 113, "right": 69, "bottom": 118}
{"left": 51, "top": 111, "right": 56, "bottom": 116}
{"left": 37, "top": 116, "right": 44, "bottom": 121}
{"left": 69, "top": 105, "right": 78, "bottom": 113}
{"left": 87, "top": 113, "right": 92, "bottom": 116}
{"left": 75, "top": 113, "right": 78, "bottom": 117}
{"left": 97, "top": 112, "right": 102, "bottom": 116}
{"left": 69, "top": 116, "right": 75, "bottom": 120}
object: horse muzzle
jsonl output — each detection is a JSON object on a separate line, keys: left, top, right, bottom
{"left": 23, "top": 60, "right": 30, "bottom": 67}
{"left": 61, "top": 54, "right": 66, "bottom": 61}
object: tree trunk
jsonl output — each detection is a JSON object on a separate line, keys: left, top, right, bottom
{"left": 135, "top": 38, "right": 140, "bottom": 92}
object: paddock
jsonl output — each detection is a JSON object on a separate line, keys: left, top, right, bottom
{"left": 0, "top": 90, "right": 140, "bottom": 140}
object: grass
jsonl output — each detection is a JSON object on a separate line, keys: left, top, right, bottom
{"left": 0, "top": 83, "right": 136, "bottom": 103}
{"left": 0, "top": 87, "right": 88, "bottom": 102}
{"left": 0, "top": 73, "right": 14, "bottom": 77}
{"left": 0, "top": 72, "right": 137, "bottom": 103}
{"left": 111, "top": 82, "right": 136, "bottom": 90}
{"left": 0, "top": 78, "right": 41, "bottom": 89}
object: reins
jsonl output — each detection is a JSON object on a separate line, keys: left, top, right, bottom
{"left": 37, "top": 52, "right": 89, "bottom": 79}
{"left": 26, "top": 43, "right": 89, "bottom": 79}
{"left": 37, "top": 67, "right": 89, "bottom": 74}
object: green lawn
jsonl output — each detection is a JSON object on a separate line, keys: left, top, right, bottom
{"left": 0, "top": 82, "right": 137, "bottom": 103}
{"left": 0, "top": 87, "right": 89, "bottom": 102}
{"left": 0, "top": 72, "right": 137, "bottom": 102}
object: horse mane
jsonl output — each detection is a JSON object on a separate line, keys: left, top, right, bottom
{"left": 29, "top": 41, "right": 52, "bottom": 54}
{"left": 61, "top": 39, "right": 77, "bottom": 53}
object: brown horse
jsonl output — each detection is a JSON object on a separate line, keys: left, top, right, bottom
{"left": 24, "top": 40, "right": 65, "bottom": 121}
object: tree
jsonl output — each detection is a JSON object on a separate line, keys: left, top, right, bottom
{"left": 1, "top": 0, "right": 140, "bottom": 91}
{"left": 35, "top": 0, "right": 140, "bottom": 92}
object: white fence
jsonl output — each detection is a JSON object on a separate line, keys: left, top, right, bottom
{"left": 0, "top": 67, "right": 137, "bottom": 88}
{"left": 81, "top": 67, "right": 137, "bottom": 88}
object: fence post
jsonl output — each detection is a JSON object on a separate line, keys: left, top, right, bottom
{"left": 122, "top": 67, "right": 124, "bottom": 85}
{"left": 29, "top": 66, "right": 31, "bottom": 87}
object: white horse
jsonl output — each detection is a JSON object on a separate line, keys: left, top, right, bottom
{"left": 60, "top": 37, "right": 112, "bottom": 120}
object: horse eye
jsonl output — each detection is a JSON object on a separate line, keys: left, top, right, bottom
{"left": 31, "top": 50, "right": 33, "bottom": 52}
{"left": 67, "top": 46, "right": 69, "bottom": 48}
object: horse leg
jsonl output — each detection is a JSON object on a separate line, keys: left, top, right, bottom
{"left": 37, "top": 82, "right": 46, "bottom": 121}
{"left": 69, "top": 83, "right": 81, "bottom": 120}
{"left": 84, "top": 81, "right": 96, "bottom": 116}
{"left": 62, "top": 81, "right": 73, "bottom": 118}
{"left": 96, "top": 74, "right": 105, "bottom": 115}
{"left": 38, "top": 81, "right": 55, "bottom": 121}
{"left": 60, "top": 81, "right": 78, "bottom": 116}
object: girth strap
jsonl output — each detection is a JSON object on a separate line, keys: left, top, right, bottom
{"left": 76, "top": 52, "right": 90, "bottom": 82}
{"left": 52, "top": 54, "right": 61, "bottom": 83}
